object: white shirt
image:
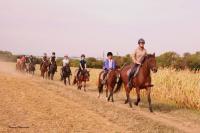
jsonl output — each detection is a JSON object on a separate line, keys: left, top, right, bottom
{"left": 62, "top": 59, "right": 69, "bottom": 66}
{"left": 108, "top": 59, "right": 113, "bottom": 69}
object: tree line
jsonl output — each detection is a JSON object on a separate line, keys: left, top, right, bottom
{"left": 0, "top": 50, "right": 199, "bottom": 70}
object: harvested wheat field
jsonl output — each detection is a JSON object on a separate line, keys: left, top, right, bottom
{"left": 0, "top": 61, "right": 200, "bottom": 133}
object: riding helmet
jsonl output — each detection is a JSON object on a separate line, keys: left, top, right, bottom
{"left": 81, "top": 54, "right": 86, "bottom": 57}
{"left": 52, "top": 52, "right": 56, "bottom": 55}
{"left": 107, "top": 52, "right": 113, "bottom": 56}
{"left": 138, "top": 38, "right": 145, "bottom": 44}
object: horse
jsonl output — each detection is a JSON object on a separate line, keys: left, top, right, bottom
{"left": 48, "top": 62, "right": 57, "bottom": 80}
{"left": 73, "top": 69, "right": 90, "bottom": 91}
{"left": 16, "top": 60, "right": 26, "bottom": 72}
{"left": 115, "top": 53, "right": 158, "bottom": 112}
{"left": 41, "top": 60, "right": 49, "bottom": 79}
{"left": 61, "top": 65, "right": 72, "bottom": 85}
{"left": 27, "top": 62, "right": 35, "bottom": 75}
{"left": 16, "top": 59, "right": 21, "bottom": 71}
{"left": 98, "top": 69, "right": 121, "bottom": 102}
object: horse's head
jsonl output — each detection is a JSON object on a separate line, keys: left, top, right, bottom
{"left": 145, "top": 53, "right": 158, "bottom": 73}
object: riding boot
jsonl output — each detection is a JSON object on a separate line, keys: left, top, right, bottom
{"left": 128, "top": 74, "right": 133, "bottom": 89}
{"left": 102, "top": 71, "right": 108, "bottom": 84}
{"left": 77, "top": 70, "right": 80, "bottom": 79}
{"left": 127, "top": 64, "right": 138, "bottom": 89}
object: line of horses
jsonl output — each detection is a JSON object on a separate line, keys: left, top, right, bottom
{"left": 16, "top": 53, "right": 157, "bottom": 112}
{"left": 16, "top": 59, "right": 90, "bottom": 91}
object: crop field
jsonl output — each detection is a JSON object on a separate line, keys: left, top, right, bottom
{"left": 0, "top": 61, "right": 200, "bottom": 133}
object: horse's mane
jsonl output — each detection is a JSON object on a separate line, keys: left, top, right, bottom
{"left": 141, "top": 54, "right": 155, "bottom": 64}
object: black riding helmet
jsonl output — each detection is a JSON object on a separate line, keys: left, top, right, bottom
{"left": 52, "top": 52, "right": 56, "bottom": 55}
{"left": 107, "top": 52, "right": 113, "bottom": 57}
{"left": 81, "top": 54, "right": 86, "bottom": 58}
{"left": 138, "top": 38, "right": 145, "bottom": 44}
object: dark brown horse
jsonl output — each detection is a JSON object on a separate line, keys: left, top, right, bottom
{"left": 73, "top": 69, "right": 90, "bottom": 92}
{"left": 98, "top": 69, "right": 121, "bottom": 102}
{"left": 61, "top": 65, "right": 72, "bottom": 85}
{"left": 27, "top": 62, "right": 35, "bottom": 75}
{"left": 40, "top": 60, "right": 49, "bottom": 79}
{"left": 115, "top": 53, "right": 158, "bottom": 112}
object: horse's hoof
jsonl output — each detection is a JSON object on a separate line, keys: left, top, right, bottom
{"left": 149, "top": 108, "right": 153, "bottom": 113}
{"left": 129, "top": 104, "right": 133, "bottom": 108}
{"left": 134, "top": 102, "right": 139, "bottom": 106}
{"left": 125, "top": 100, "right": 128, "bottom": 104}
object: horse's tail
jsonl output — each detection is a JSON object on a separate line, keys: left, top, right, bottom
{"left": 114, "top": 77, "right": 123, "bottom": 93}
{"left": 98, "top": 79, "right": 104, "bottom": 94}
{"left": 98, "top": 71, "right": 104, "bottom": 94}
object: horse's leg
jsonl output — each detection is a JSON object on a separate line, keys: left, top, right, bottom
{"left": 68, "top": 77, "right": 71, "bottom": 85}
{"left": 124, "top": 86, "right": 129, "bottom": 104}
{"left": 51, "top": 73, "right": 54, "bottom": 80}
{"left": 64, "top": 77, "right": 66, "bottom": 85}
{"left": 134, "top": 88, "right": 141, "bottom": 106}
{"left": 126, "top": 87, "right": 132, "bottom": 108}
{"left": 107, "top": 86, "right": 111, "bottom": 101}
{"left": 107, "top": 86, "right": 114, "bottom": 102}
{"left": 83, "top": 81, "right": 86, "bottom": 92}
{"left": 106, "top": 85, "right": 108, "bottom": 98}
{"left": 111, "top": 87, "right": 114, "bottom": 102}
{"left": 147, "top": 87, "right": 153, "bottom": 112}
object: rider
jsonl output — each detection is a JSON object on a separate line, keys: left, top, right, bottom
{"left": 20, "top": 55, "right": 26, "bottom": 63}
{"left": 102, "top": 52, "right": 116, "bottom": 84}
{"left": 77, "top": 54, "right": 87, "bottom": 78}
{"left": 50, "top": 52, "right": 57, "bottom": 72}
{"left": 61, "top": 55, "right": 71, "bottom": 76}
{"left": 128, "top": 38, "right": 147, "bottom": 88}
{"left": 28, "top": 55, "right": 34, "bottom": 64}
{"left": 40, "top": 53, "right": 48, "bottom": 70}
{"left": 62, "top": 55, "right": 70, "bottom": 67}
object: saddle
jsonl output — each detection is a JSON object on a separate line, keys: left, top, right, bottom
{"left": 101, "top": 70, "right": 112, "bottom": 84}
{"left": 127, "top": 64, "right": 141, "bottom": 77}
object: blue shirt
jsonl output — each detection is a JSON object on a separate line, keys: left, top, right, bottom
{"left": 103, "top": 59, "right": 116, "bottom": 70}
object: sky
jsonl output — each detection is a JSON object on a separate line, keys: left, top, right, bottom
{"left": 0, "top": 0, "right": 200, "bottom": 57}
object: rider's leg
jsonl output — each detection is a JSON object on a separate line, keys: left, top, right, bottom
{"left": 77, "top": 69, "right": 81, "bottom": 78}
{"left": 102, "top": 70, "right": 108, "bottom": 84}
{"left": 128, "top": 64, "right": 138, "bottom": 88}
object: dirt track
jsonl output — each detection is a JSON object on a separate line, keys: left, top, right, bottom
{"left": 0, "top": 62, "right": 200, "bottom": 133}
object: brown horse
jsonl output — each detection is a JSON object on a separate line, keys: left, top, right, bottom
{"left": 16, "top": 59, "right": 21, "bottom": 71}
{"left": 40, "top": 60, "right": 49, "bottom": 79}
{"left": 115, "top": 53, "right": 158, "bottom": 112}
{"left": 16, "top": 59, "right": 27, "bottom": 72}
{"left": 98, "top": 69, "right": 121, "bottom": 102}
{"left": 73, "top": 69, "right": 90, "bottom": 92}
{"left": 27, "top": 62, "right": 35, "bottom": 75}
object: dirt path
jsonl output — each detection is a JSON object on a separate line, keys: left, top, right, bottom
{"left": 0, "top": 62, "right": 200, "bottom": 133}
